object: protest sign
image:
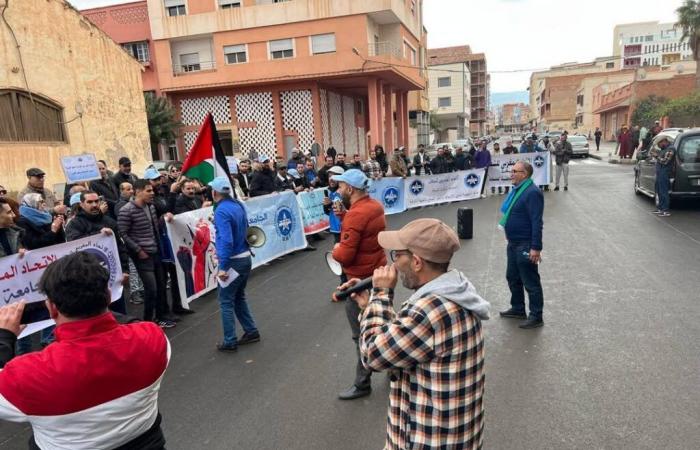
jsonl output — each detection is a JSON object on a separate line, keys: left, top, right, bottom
{"left": 486, "top": 152, "right": 551, "bottom": 188}
{"left": 296, "top": 188, "right": 330, "bottom": 234}
{"left": 0, "top": 234, "right": 124, "bottom": 337}
{"left": 404, "top": 169, "right": 486, "bottom": 209}
{"left": 226, "top": 156, "right": 239, "bottom": 174}
{"left": 60, "top": 153, "right": 101, "bottom": 184}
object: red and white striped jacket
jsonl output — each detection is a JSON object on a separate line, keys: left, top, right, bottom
{"left": 0, "top": 312, "right": 170, "bottom": 450}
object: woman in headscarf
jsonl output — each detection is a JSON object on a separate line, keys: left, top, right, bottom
{"left": 17, "top": 193, "right": 65, "bottom": 250}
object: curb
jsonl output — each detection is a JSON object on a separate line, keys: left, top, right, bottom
{"left": 588, "top": 153, "right": 604, "bottom": 161}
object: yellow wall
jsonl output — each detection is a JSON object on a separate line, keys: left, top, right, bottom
{"left": 0, "top": 0, "right": 151, "bottom": 192}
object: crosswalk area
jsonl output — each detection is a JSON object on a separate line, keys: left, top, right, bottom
{"left": 568, "top": 158, "right": 602, "bottom": 165}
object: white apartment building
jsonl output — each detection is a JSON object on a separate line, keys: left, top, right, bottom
{"left": 613, "top": 21, "right": 693, "bottom": 70}
{"left": 428, "top": 62, "right": 471, "bottom": 142}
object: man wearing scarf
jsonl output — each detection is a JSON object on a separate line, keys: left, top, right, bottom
{"left": 498, "top": 161, "right": 545, "bottom": 329}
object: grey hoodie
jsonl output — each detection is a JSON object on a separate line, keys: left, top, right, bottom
{"left": 407, "top": 269, "right": 490, "bottom": 320}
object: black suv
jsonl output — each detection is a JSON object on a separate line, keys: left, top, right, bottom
{"left": 634, "top": 128, "right": 700, "bottom": 207}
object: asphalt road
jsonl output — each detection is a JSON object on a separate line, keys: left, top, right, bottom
{"left": 2, "top": 159, "right": 699, "bottom": 450}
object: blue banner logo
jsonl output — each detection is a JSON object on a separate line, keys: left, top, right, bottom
{"left": 464, "top": 173, "right": 480, "bottom": 188}
{"left": 383, "top": 187, "right": 400, "bottom": 207}
{"left": 275, "top": 207, "right": 294, "bottom": 238}
{"left": 534, "top": 155, "right": 545, "bottom": 168}
{"left": 409, "top": 180, "right": 424, "bottom": 195}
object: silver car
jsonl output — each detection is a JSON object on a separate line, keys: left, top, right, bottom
{"left": 567, "top": 135, "right": 590, "bottom": 157}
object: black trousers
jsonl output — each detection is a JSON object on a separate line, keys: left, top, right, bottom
{"left": 133, "top": 253, "right": 169, "bottom": 321}
{"left": 345, "top": 298, "right": 372, "bottom": 389}
{"left": 164, "top": 261, "right": 184, "bottom": 310}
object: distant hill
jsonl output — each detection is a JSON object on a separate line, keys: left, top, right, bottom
{"left": 491, "top": 91, "right": 529, "bottom": 107}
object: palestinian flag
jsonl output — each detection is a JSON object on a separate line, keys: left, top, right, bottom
{"left": 181, "top": 113, "right": 232, "bottom": 186}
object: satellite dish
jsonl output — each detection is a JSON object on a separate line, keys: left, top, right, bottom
{"left": 637, "top": 69, "right": 647, "bottom": 80}
{"left": 676, "top": 64, "right": 685, "bottom": 74}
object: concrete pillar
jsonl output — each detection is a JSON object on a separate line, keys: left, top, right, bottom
{"left": 383, "top": 84, "right": 394, "bottom": 151}
{"left": 395, "top": 90, "right": 405, "bottom": 148}
{"left": 367, "top": 78, "right": 383, "bottom": 154}
{"left": 310, "top": 85, "right": 324, "bottom": 150}
{"left": 271, "top": 89, "right": 284, "bottom": 158}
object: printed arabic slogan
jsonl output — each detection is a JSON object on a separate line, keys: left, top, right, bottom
{"left": 60, "top": 153, "right": 101, "bottom": 184}
{"left": 296, "top": 188, "right": 330, "bottom": 234}
{"left": 486, "top": 152, "right": 551, "bottom": 189}
{"left": 403, "top": 169, "right": 486, "bottom": 209}
{"left": 0, "top": 234, "right": 124, "bottom": 337}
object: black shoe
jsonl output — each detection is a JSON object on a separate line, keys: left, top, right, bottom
{"left": 154, "top": 319, "right": 176, "bottom": 329}
{"left": 564, "top": 186, "right": 568, "bottom": 191}
{"left": 519, "top": 318, "right": 544, "bottom": 329}
{"left": 499, "top": 309, "right": 527, "bottom": 319}
{"left": 338, "top": 385, "right": 371, "bottom": 400}
{"left": 172, "top": 308, "right": 196, "bottom": 315}
{"left": 216, "top": 343, "right": 238, "bottom": 353}
{"left": 553, "top": 187, "right": 560, "bottom": 191}
{"left": 303, "top": 245, "right": 317, "bottom": 252}
{"left": 130, "top": 292, "right": 144, "bottom": 305}
{"left": 238, "top": 331, "right": 261, "bottom": 345}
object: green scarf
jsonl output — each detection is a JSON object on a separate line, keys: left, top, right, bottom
{"left": 498, "top": 178, "right": 533, "bottom": 228}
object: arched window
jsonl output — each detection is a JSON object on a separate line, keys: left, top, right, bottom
{"left": 0, "top": 89, "right": 67, "bottom": 142}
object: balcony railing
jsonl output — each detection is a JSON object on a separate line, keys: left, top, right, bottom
{"left": 368, "top": 41, "right": 402, "bottom": 59}
{"left": 173, "top": 60, "right": 216, "bottom": 76}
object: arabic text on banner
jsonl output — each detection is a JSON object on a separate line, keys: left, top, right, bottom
{"left": 165, "top": 207, "right": 218, "bottom": 308}
{"left": 368, "top": 177, "right": 406, "bottom": 215}
{"left": 0, "top": 234, "right": 124, "bottom": 337}
{"left": 486, "top": 152, "right": 551, "bottom": 188}
{"left": 296, "top": 188, "right": 330, "bottom": 234}
{"left": 403, "top": 169, "right": 486, "bottom": 209}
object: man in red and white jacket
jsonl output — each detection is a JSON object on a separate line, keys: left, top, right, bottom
{"left": 0, "top": 252, "right": 170, "bottom": 450}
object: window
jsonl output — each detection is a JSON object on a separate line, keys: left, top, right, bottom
{"left": 606, "top": 62, "right": 614, "bottom": 69}
{"left": 404, "top": 41, "right": 416, "bottom": 65}
{"left": 0, "top": 89, "right": 66, "bottom": 142}
{"left": 224, "top": 44, "right": 247, "bottom": 64}
{"left": 164, "top": 0, "right": 186, "bottom": 16}
{"left": 122, "top": 41, "right": 150, "bottom": 63}
{"left": 270, "top": 38, "right": 294, "bottom": 59}
{"left": 645, "top": 35, "right": 653, "bottom": 41}
{"left": 678, "top": 136, "right": 700, "bottom": 163}
{"left": 179, "top": 53, "right": 201, "bottom": 72}
{"left": 219, "top": 0, "right": 241, "bottom": 8}
{"left": 437, "top": 77, "right": 451, "bottom": 87}
{"left": 438, "top": 97, "right": 451, "bottom": 108}
{"left": 311, "top": 33, "right": 336, "bottom": 55}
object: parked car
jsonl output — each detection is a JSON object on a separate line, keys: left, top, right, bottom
{"left": 428, "top": 142, "right": 455, "bottom": 158}
{"left": 547, "top": 130, "right": 564, "bottom": 141}
{"left": 634, "top": 128, "right": 700, "bottom": 207}
{"left": 453, "top": 138, "right": 473, "bottom": 150}
{"left": 567, "top": 135, "right": 590, "bottom": 157}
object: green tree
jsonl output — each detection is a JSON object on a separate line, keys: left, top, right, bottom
{"left": 429, "top": 110, "right": 442, "bottom": 133}
{"left": 631, "top": 95, "right": 668, "bottom": 127}
{"left": 146, "top": 94, "right": 181, "bottom": 160}
{"left": 675, "top": 0, "right": 700, "bottom": 89}
{"left": 659, "top": 91, "right": 700, "bottom": 127}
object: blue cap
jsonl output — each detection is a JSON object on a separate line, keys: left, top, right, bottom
{"left": 330, "top": 168, "right": 369, "bottom": 189}
{"left": 143, "top": 167, "right": 161, "bottom": 180}
{"left": 258, "top": 155, "right": 271, "bottom": 163}
{"left": 69, "top": 192, "right": 82, "bottom": 206}
{"left": 208, "top": 176, "right": 232, "bottom": 193}
{"left": 287, "top": 168, "right": 301, "bottom": 179}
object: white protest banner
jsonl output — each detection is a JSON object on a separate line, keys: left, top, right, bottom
{"left": 245, "top": 191, "right": 308, "bottom": 268}
{"left": 404, "top": 169, "right": 486, "bottom": 209}
{"left": 165, "top": 207, "right": 218, "bottom": 307}
{"left": 486, "top": 152, "right": 551, "bottom": 188}
{"left": 0, "top": 234, "right": 124, "bottom": 337}
{"left": 368, "top": 177, "right": 406, "bottom": 215}
{"left": 226, "top": 156, "right": 239, "bottom": 174}
{"left": 296, "top": 188, "right": 330, "bottom": 234}
{"left": 60, "top": 153, "right": 101, "bottom": 184}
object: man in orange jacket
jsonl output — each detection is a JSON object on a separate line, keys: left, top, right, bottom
{"left": 331, "top": 169, "right": 387, "bottom": 400}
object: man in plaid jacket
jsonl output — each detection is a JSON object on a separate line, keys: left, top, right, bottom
{"left": 342, "top": 218, "right": 490, "bottom": 449}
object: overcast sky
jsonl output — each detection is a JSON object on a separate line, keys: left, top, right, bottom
{"left": 424, "top": 0, "right": 682, "bottom": 92}
{"left": 70, "top": 0, "right": 683, "bottom": 92}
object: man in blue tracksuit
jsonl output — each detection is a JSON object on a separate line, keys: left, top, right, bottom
{"left": 209, "top": 177, "right": 261, "bottom": 352}
{"left": 497, "top": 161, "right": 545, "bottom": 329}
{"left": 322, "top": 166, "right": 348, "bottom": 287}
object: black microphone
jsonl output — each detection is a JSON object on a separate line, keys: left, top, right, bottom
{"left": 333, "top": 277, "right": 373, "bottom": 301}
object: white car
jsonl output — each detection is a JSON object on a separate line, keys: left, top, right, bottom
{"left": 567, "top": 135, "right": 589, "bottom": 157}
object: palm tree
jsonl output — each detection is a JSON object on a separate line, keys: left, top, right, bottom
{"left": 146, "top": 94, "right": 182, "bottom": 160}
{"left": 676, "top": 0, "right": 700, "bottom": 89}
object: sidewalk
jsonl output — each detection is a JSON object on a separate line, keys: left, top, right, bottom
{"left": 588, "top": 141, "right": 636, "bottom": 165}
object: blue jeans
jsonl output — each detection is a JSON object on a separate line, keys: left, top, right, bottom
{"left": 218, "top": 256, "right": 257, "bottom": 346}
{"left": 506, "top": 242, "right": 544, "bottom": 320}
{"left": 655, "top": 164, "right": 671, "bottom": 212}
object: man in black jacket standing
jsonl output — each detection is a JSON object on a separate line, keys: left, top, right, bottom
{"left": 413, "top": 144, "right": 431, "bottom": 175}
{"left": 65, "top": 191, "right": 130, "bottom": 313}
{"left": 250, "top": 156, "right": 277, "bottom": 197}
{"left": 90, "top": 160, "right": 121, "bottom": 218}
{"left": 173, "top": 180, "right": 210, "bottom": 214}
{"left": 235, "top": 159, "right": 252, "bottom": 198}
{"left": 112, "top": 157, "right": 138, "bottom": 192}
